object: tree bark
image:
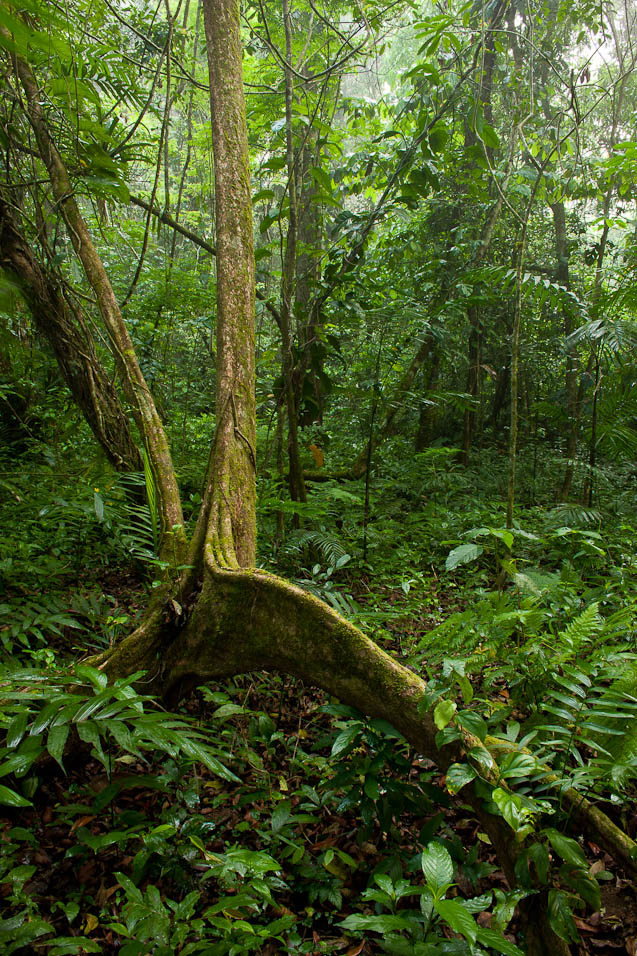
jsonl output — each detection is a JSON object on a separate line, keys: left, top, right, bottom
{"left": 0, "top": 194, "right": 141, "bottom": 472}
{"left": 196, "top": 0, "right": 257, "bottom": 569}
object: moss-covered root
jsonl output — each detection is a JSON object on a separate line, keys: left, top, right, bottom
{"left": 90, "top": 606, "right": 167, "bottom": 682}
{"left": 564, "top": 788, "right": 637, "bottom": 881}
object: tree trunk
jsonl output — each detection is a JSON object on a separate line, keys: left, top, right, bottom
{"left": 0, "top": 194, "right": 141, "bottom": 472}
{"left": 196, "top": 0, "right": 257, "bottom": 568}
{"left": 461, "top": 305, "right": 481, "bottom": 465}
{"left": 13, "top": 48, "right": 185, "bottom": 561}
{"left": 278, "top": 0, "right": 307, "bottom": 506}
{"left": 295, "top": 132, "right": 326, "bottom": 427}
{"left": 551, "top": 201, "right": 579, "bottom": 502}
{"left": 415, "top": 344, "right": 440, "bottom": 452}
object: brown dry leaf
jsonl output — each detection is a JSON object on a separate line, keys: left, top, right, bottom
{"left": 70, "top": 814, "right": 95, "bottom": 833}
{"left": 346, "top": 941, "right": 366, "bottom": 955}
{"left": 627, "top": 937, "right": 637, "bottom": 956}
{"left": 95, "top": 882, "right": 119, "bottom": 907}
{"left": 309, "top": 444, "right": 324, "bottom": 468}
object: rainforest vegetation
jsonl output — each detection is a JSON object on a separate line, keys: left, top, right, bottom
{"left": 2, "top": 0, "right": 637, "bottom": 952}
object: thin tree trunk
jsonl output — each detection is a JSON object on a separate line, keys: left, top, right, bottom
{"left": 295, "top": 131, "right": 325, "bottom": 427}
{"left": 274, "top": 0, "right": 307, "bottom": 507}
{"left": 551, "top": 201, "right": 579, "bottom": 501}
{"left": 506, "top": 233, "right": 525, "bottom": 530}
{"left": 194, "top": 0, "right": 257, "bottom": 569}
{"left": 14, "top": 50, "right": 185, "bottom": 561}
{"left": 461, "top": 306, "right": 481, "bottom": 465}
{"left": 415, "top": 344, "right": 440, "bottom": 452}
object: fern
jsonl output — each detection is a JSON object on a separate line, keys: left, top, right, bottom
{"left": 285, "top": 528, "right": 349, "bottom": 570}
{"left": 530, "top": 655, "right": 637, "bottom": 797}
{"left": 595, "top": 383, "right": 637, "bottom": 460}
{"left": 141, "top": 447, "right": 159, "bottom": 554}
{"left": 557, "top": 603, "right": 603, "bottom": 655}
{"left": 544, "top": 504, "right": 602, "bottom": 528}
{"left": 109, "top": 470, "right": 158, "bottom": 565}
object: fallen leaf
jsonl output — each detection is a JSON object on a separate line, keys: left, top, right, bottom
{"left": 346, "top": 941, "right": 365, "bottom": 955}
{"left": 70, "top": 815, "right": 95, "bottom": 833}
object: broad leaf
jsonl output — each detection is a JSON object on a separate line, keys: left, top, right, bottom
{"left": 421, "top": 842, "right": 454, "bottom": 891}
{"left": 445, "top": 543, "right": 482, "bottom": 571}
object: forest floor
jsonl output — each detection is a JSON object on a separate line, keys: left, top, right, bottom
{"left": 2, "top": 568, "right": 637, "bottom": 955}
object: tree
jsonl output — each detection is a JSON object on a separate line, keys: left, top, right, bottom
{"left": 3, "top": 1, "right": 637, "bottom": 951}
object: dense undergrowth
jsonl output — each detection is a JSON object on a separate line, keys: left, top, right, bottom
{"left": 2, "top": 435, "right": 637, "bottom": 954}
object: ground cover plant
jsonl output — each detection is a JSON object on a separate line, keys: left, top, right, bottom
{"left": 2, "top": 0, "right": 637, "bottom": 953}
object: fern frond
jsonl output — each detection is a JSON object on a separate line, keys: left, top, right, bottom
{"left": 285, "top": 529, "right": 349, "bottom": 569}
{"left": 545, "top": 504, "right": 602, "bottom": 528}
{"left": 141, "top": 447, "right": 159, "bottom": 553}
{"left": 557, "top": 603, "right": 602, "bottom": 653}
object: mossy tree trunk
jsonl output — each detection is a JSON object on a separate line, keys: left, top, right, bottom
{"left": 0, "top": 193, "right": 141, "bottom": 473}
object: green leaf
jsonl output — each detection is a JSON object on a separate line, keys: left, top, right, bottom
{"left": 445, "top": 543, "right": 482, "bottom": 571}
{"left": 213, "top": 703, "right": 246, "bottom": 720}
{"left": 445, "top": 762, "right": 477, "bottom": 794}
{"left": 428, "top": 122, "right": 448, "bottom": 152}
{"left": 48, "top": 937, "right": 102, "bottom": 954}
{"left": 476, "top": 927, "right": 524, "bottom": 955}
{"left": 434, "top": 699, "right": 456, "bottom": 730}
{"left": 562, "top": 868, "right": 600, "bottom": 910}
{"left": 457, "top": 710, "right": 487, "bottom": 740}
{"left": 75, "top": 665, "right": 108, "bottom": 690}
{"left": 492, "top": 789, "right": 535, "bottom": 837}
{"left": 76, "top": 719, "right": 106, "bottom": 766}
{"left": 5, "top": 711, "right": 28, "bottom": 749}
{"left": 547, "top": 889, "right": 579, "bottom": 943}
{"left": 177, "top": 736, "right": 240, "bottom": 782}
{"left": 421, "top": 842, "right": 454, "bottom": 891}
{"left": 364, "top": 776, "right": 379, "bottom": 800}
{"left": 434, "top": 899, "right": 477, "bottom": 942}
{"left": 543, "top": 828, "right": 587, "bottom": 868}
{"left": 0, "top": 784, "right": 32, "bottom": 807}
{"left": 498, "top": 752, "right": 537, "bottom": 779}
{"left": 331, "top": 722, "right": 363, "bottom": 756}
{"left": 340, "top": 913, "right": 421, "bottom": 933}
{"left": 310, "top": 166, "right": 333, "bottom": 193}
{"left": 47, "top": 722, "right": 69, "bottom": 769}
{"left": 31, "top": 700, "right": 65, "bottom": 735}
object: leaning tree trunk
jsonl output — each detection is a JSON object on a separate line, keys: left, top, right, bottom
{"left": 13, "top": 49, "right": 185, "bottom": 562}
{"left": 0, "top": 194, "right": 141, "bottom": 472}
